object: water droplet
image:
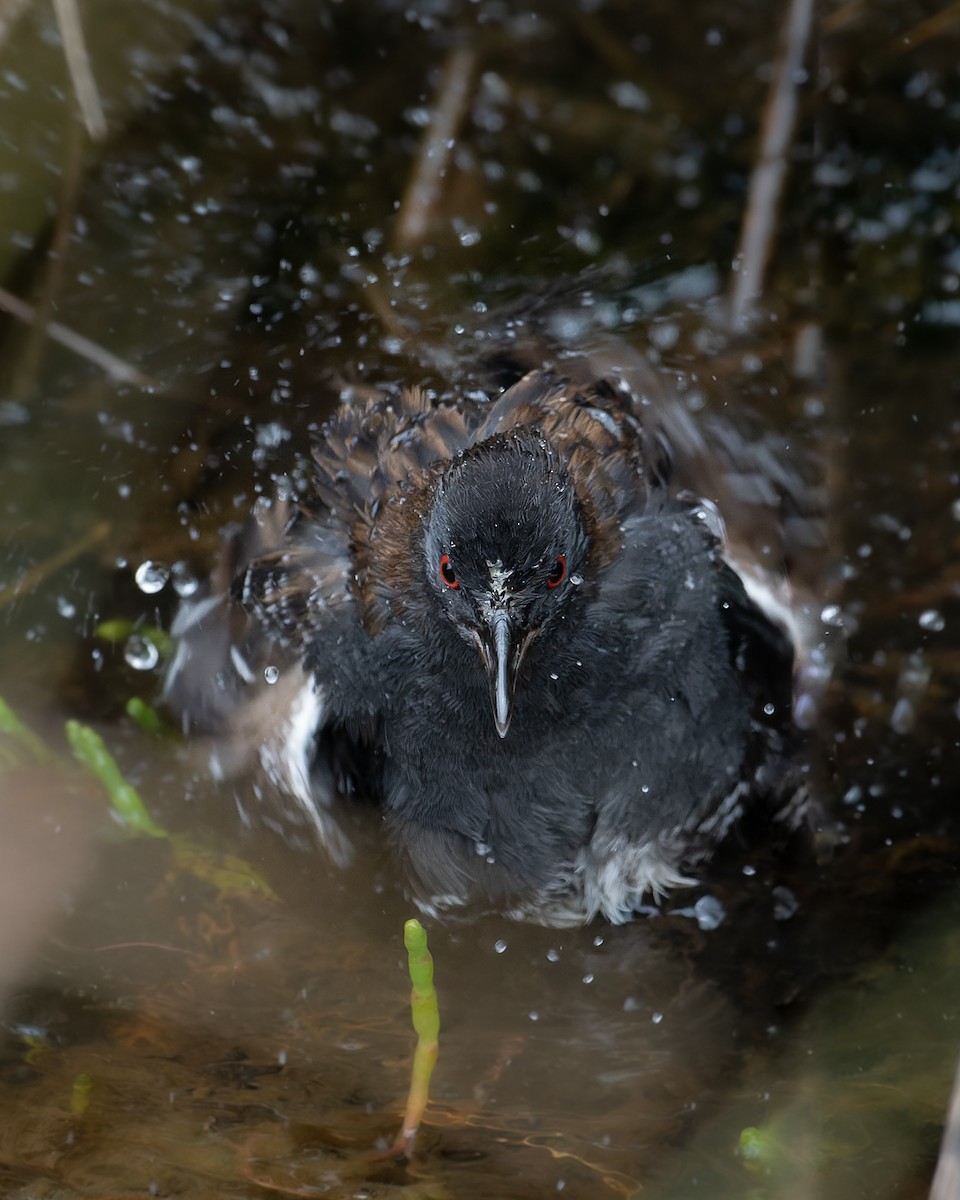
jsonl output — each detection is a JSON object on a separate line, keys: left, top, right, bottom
{"left": 171, "top": 561, "right": 199, "bottom": 598}
{"left": 592, "top": 935, "right": 604, "bottom": 947}
{"left": 793, "top": 692, "right": 818, "bottom": 730}
{"left": 820, "top": 604, "right": 844, "bottom": 627}
{"left": 651, "top": 1011, "right": 664, "bottom": 1024}
{"left": 56, "top": 596, "right": 76, "bottom": 618}
{"left": 582, "top": 973, "right": 594, "bottom": 984}
{"left": 454, "top": 223, "right": 481, "bottom": 248}
{"left": 528, "top": 1011, "right": 539, "bottom": 1022}
{"left": 124, "top": 634, "right": 160, "bottom": 671}
{"left": 763, "top": 703, "right": 776, "bottom": 716}
{"left": 919, "top": 609, "right": 945, "bottom": 632}
{"left": 252, "top": 420, "right": 287, "bottom": 450}
{"left": 549, "top": 672, "right": 559, "bottom": 681}
{"left": 772, "top": 886, "right": 799, "bottom": 921}
{"left": 640, "top": 784, "right": 650, "bottom": 794}
{"left": 890, "top": 697, "right": 915, "bottom": 735}
{"left": 608, "top": 79, "right": 650, "bottom": 112}
{"left": 800, "top": 392, "right": 824, "bottom": 419}
{"left": 569, "top": 573, "right": 583, "bottom": 586}
{"left": 134, "top": 560, "right": 169, "bottom": 594}
{"left": 693, "top": 894, "right": 726, "bottom": 930}
{"left": 494, "top": 939, "right": 507, "bottom": 954}
{"left": 650, "top": 321, "right": 680, "bottom": 351}
{"left": 546, "top": 948, "right": 560, "bottom": 962}
{"left": 263, "top": 665, "right": 280, "bottom": 685}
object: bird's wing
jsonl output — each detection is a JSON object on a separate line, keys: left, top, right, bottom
{"left": 163, "top": 497, "right": 357, "bottom": 863}
{"left": 591, "top": 341, "right": 833, "bottom": 730}
{"left": 311, "top": 385, "right": 476, "bottom": 522}
{"left": 212, "top": 384, "right": 479, "bottom": 654}
{"left": 166, "top": 383, "right": 482, "bottom": 856}
{"left": 562, "top": 343, "right": 828, "bottom": 630}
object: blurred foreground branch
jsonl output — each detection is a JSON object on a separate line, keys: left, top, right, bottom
{"left": 931, "top": 1058, "right": 960, "bottom": 1200}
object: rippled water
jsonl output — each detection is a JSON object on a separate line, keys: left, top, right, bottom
{"left": 0, "top": 2, "right": 958, "bottom": 1197}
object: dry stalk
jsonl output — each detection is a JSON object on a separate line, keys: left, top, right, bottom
{"left": 52, "top": 0, "right": 107, "bottom": 140}
{"left": 392, "top": 45, "right": 477, "bottom": 254}
{"left": 727, "top": 0, "right": 816, "bottom": 330}
{"left": 0, "top": 285, "right": 155, "bottom": 388}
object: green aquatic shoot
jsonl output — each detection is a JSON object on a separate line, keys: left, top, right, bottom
{"left": 21, "top": 1033, "right": 48, "bottom": 1067}
{"left": 393, "top": 918, "right": 441, "bottom": 1156}
{"left": 739, "top": 1124, "right": 779, "bottom": 1172}
{"left": 67, "top": 718, "right": 275, "bottom": 898}
{"left": 70, "top": 1073, "right": 94, "bottom": 1118}
{"left": 125, "top": 696, "right": 169, "bottom": 737}
{"left": 65, "top": 719, "right": 167, "bottom": 838}
{"left": 96, "top": 619, "right": 174, "bottom": 659}
{"left": 0, "top": 696, "right": 51, "bottom": 764}
{"left": 169, "top": 838, "right": 278, "bottom": 900}
{"left": 95, "top": 618, "right": 137, "bottom": 642}
{"left": 0, "top": 696, "right": 273, "bottom": 902}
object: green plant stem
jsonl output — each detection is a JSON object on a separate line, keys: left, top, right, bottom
{"left": 393, "top": 918, "right": 440, "bottom": 1156}
{"left": 65, "top": 719, "right": 167, "bottom": 838}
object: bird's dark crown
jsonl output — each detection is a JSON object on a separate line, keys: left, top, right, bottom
{"left": 423, "top": 431, "right": 588, "bottom": 606}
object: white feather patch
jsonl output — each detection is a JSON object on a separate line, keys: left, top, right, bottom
{"left": 257, "top": 675, "right": 353, "bottom": 867}
{"left": 507, "top": 835, "right": 697, "bottom": 927}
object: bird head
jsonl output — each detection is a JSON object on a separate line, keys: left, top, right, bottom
{"left": 422, "top": 432, "right": 589, "bottom": 737}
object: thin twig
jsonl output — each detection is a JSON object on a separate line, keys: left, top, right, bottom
{"left": 92, "top": 941, "right": 199, "bottom": 956}
{"left": 726, "top": 0, "right": 816, "bottom": 331}
{"left": 52, "top": 0, "right": 107, "bottom": 141}
{"left": 821, "top": 0, "right": 865, "bottom": 36}
{"left": 392, "top": 46, "right": 477, "bottom": 254}
{"left": 0, "top": 520, "right": 110, "bottom": 610}
{"left": 574, "top": 11, "right": 638, "bottom": 77}
{"left": 11, "top": 115, "right": 87, "bottom": 399}
{"left": 888, "top": 1, "right": 960, "bottom": 56}
{"left": 358, "top": 275, "right": 414, "bottom": 340}
{"left": 0, "top": 286, "right": 155, "bottom": 388}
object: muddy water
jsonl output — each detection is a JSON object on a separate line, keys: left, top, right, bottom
{"left": 0, "top": 2, "right": 958, "bottom": 1197}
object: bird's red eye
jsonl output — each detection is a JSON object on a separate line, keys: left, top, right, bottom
{"left": 546, "top": 555, "right": 567, "bottom": 589}
{"left": 439, "top": 554, "right": 459, "bottom": 589}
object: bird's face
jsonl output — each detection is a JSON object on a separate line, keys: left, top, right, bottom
{"left": 423, "top": 435, "right": 588, "bottom": 737}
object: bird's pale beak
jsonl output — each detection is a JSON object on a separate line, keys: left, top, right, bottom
{"left": 476, "top": 609, "right": 534, "bottom": 739}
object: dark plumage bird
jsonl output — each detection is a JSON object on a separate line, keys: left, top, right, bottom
{"left": 166, "top": 348, "right": 828, "bottom": 925}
